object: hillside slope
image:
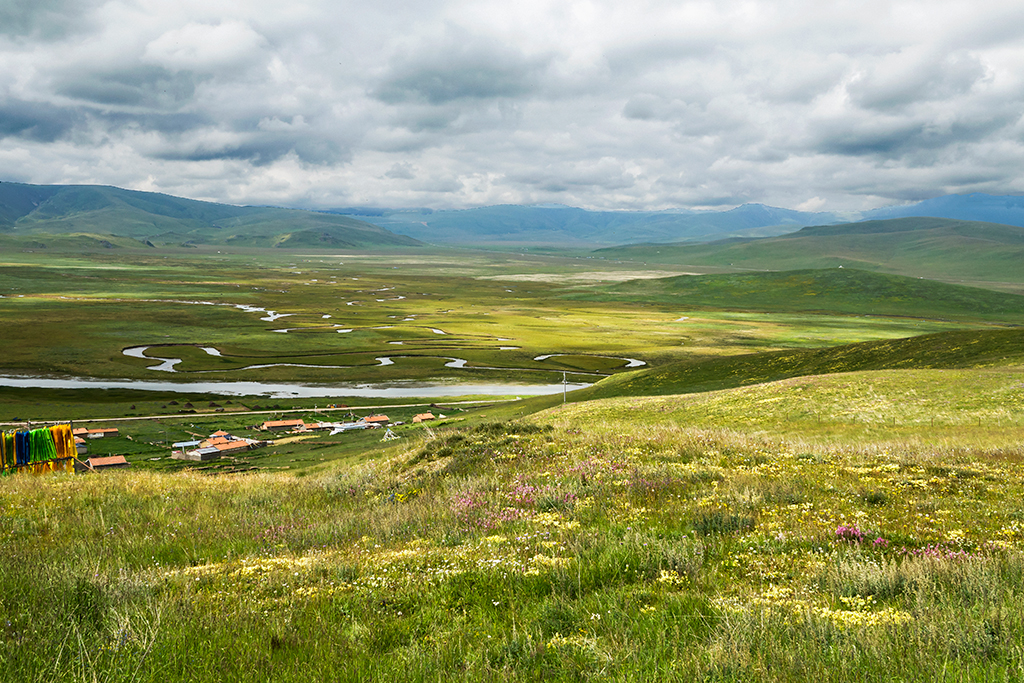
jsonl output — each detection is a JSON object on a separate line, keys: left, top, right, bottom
{"left": 592, "top": 217, "right": 1024, "bottom": 284}
{"left": 0, "top": 182, "right": 422, "bottom": 248}
{"left": 578, "top": 268, "right": 1024, "bottom": 321}
{"left": 577, "top": 327, "right": 1024, "bottom": 401}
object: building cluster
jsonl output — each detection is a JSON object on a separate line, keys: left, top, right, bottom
{"left": 171, "top": 430, "right": 270, "bottom": 462}
{"left": 260, "top": 414, "right": 393, "bottom": 435}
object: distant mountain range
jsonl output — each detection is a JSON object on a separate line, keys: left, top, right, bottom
{"left": 4, "top": 180, "right": 1024, "bottom": 251}
{"left": 332, "top": 192, "right": 1024, "bottom": 246}
{"left": 0, "top": 182, "right": 421, "bottom": 249}
{"left": 328, "top": 203, "right": 841, "bottom": 245}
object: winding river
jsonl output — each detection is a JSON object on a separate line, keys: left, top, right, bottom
{"left": 121, "top": 345, "right": 643, "bottom": 376}
{"left": 0, "top": 375, "right": 590, "bottom": 398}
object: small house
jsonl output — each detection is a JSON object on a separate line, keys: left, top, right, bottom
{"left": 87, "top": 455, "right": 129, "bottom": 470}
{"left": 262, "top": 419, "right": 304, "bottom": 432}
{"left": 412, "top": 412, "right": 435, "bottom": 423}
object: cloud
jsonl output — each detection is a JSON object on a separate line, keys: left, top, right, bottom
{"left": 384, "top": 162, "right": 416, "bottom": 179}
{"left": 374, "top": 32, "right": 550, "bottom": 105}
{"left": 0, "top": 0, "right": 85, "bottom": 39}
{"left": 4, "top": 1, "right": 1024, "bottom": 211}
{"left": 55, "top": 66, "right": 202, "bottom": 108}
{"left": 0, "top": 98, "right": 82, "bottom": 142}
{"left": 143, "top": 21, "right": 267, "bottom": 73}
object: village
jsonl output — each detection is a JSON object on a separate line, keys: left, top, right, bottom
{"left": 1, "top": 408, "right": 445, "bottom": 475}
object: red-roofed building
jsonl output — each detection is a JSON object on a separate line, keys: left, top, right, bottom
{"left": 87, "top": 455, "right": 129, "bottom": 470}
{"left": 214, "top": 441, "right": 251, "bottom": 453}
{"left": 83, "top": 427, "right": 119, "bottom": 439}
{"left": 262, "top": 419, "right": 304, "bottom": 431}
{"left": 363, "top": 414, "right": 390, "bottom": 424}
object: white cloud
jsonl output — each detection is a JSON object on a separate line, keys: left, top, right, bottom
{"left": 143, "top": 20, "right": 266, "bottom": 72}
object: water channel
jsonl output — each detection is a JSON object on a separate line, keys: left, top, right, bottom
{"left": 0, "top": 375, "right": 591, "bottom": 399}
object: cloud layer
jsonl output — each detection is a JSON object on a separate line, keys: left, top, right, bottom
{"left": 2, "top": 0, "right": 1024, "bottom": 211}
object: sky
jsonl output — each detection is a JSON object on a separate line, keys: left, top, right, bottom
{"left": 2, "top": 0, "right": 1024, "bottom": 212}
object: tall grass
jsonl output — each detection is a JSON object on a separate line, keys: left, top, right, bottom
{"left": 3, "top": 404, "right": 1024, "bottom": 680}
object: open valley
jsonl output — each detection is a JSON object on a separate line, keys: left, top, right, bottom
{"left": 2, "top": 237, "right": 1024, "bottom": 681}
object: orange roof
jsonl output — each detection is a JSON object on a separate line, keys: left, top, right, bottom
{"left": 214, "top": 441, "right": 250, "bottom": 452}
{"left": 262, "top": 419, "right": 304, "bottom": 428}
{"left": 412, "top": 412, "right": 435, "bottom": 422}
{"left": 90, "top": 428, "right": 119, "bottom": 434}
{"left": 74, "top": 436, "right": 86, "bottom": 444}
{"left": 88, "top": 455, "right": 128, "bottom": 468}
{"left": 363, "top": 414, "right": 390, "bottom": 423}
{"left": 72, "top": 428, "right": 89, "bottom": 435}
{"left": 210, "top": 430, "right": 230, "bottom": 437}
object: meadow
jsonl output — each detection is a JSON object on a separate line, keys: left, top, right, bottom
{"left": 0, "top": 248, "right": 991, "bottom": 388}
{"left": 3, "top": 368, "right": 1024, "bottom": 681}
{"left": 2, "top": 243, "right": 1024, "bottom": 680}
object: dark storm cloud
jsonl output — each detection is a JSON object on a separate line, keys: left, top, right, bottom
{"left": 55, "top": 67, "right": 202, "bottom": 109}
{"left": 98, "top": 110, "right": 211, "bottom": 135}
{"left": 150, "top": 121, "right": 351, "bottom": 167}
{"left": 0, "top": 98, "right": 82, "bottom": 142}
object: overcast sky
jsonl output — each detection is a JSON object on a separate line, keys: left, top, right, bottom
{"left": 2, "top": 0, "right": 1024, "bottom": 212}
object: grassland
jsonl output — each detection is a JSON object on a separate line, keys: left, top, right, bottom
{"left": 0, "top": 249, "right": 981, "bottom": 389}
{"left": 4, "top": 367, "right": 1024, "bottom": 681}
{"left": 582, "top": 268, "right": 1024, "bottom": 320}
{"left": 4, "top": 242, "right": 1024, "bottom": 680}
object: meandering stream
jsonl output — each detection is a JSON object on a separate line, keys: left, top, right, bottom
{"left": 121, "top": 345, "right": 644, "bottom": 376}
{"left": 0, "top": 375, "right": 590, "bottom": 398}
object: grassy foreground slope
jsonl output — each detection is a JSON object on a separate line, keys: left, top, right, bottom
{"left": 3, "top": 365, "right": 1024, "bottom": 681}
{"left": 572, "top": 327, "right": 1024, "bottom": 403}
{"left": 594, "top": 217, "right": 1024, "bottom": 285}
{"left": 581, "top": 268, "right": 1024, "bottom": 320}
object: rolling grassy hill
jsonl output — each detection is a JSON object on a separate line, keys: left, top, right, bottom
{"left": 575, "top": 268, "right": 1024, "bottom": 321}
{"left": 578, "top": 327, "right": 1024, "bottom": 401}
{"left": 0, "top": 182, "right": 422, "bottom": 249}
{"left": 0, "top": 232, "right": 155, "bottom": 251}
{"left": 492, "top": 326, "right": 1024, "bottom": 421}
{"left": 592, "top": 217, "right": 1024, "bottom": 284}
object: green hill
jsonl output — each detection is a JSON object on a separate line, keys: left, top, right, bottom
{"left": 593, "top": 217, "right": 1024, "bottom": 284}
{"left": 493, "top": 327, "right": 1024, "bottom": 421}
{"left": 0, "top": 182, "right": 422, "bottom": 249}
{"left": 577, "top": 268, "right": 1024, "bottom": 321}
{"left": 578, "top": 327, "right": 1024, "bottom": 401}
{"left": 0, "top": 231, "right": 155, "bottom": 251}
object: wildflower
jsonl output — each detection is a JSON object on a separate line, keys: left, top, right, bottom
{"left": 835, "top": 525, "right": 865, "bottom": 543}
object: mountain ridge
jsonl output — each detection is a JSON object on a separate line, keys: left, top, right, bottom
{"left": 0, "top": 181, "right": 422, "bottom": 249}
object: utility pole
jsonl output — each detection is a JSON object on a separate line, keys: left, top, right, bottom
{"left": 563, "top": 371, "right": 567, "bottom": 403}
